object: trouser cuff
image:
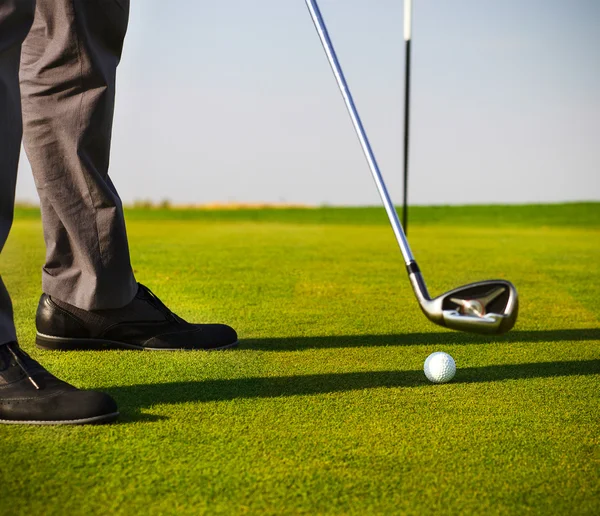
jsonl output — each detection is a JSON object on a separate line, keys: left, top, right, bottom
{"left": 42, "top": 270, "right": 138, "bottom": 311}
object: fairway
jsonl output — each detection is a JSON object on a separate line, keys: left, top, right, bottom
{"left": 2, "top": 204, "right": 599, "bottom": 515}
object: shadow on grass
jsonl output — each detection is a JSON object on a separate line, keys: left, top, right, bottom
{"left": 241, "top": 328, "right": 600, "bottom": 351}
{"left": 108, "top": 359, "right": 600, "bottom": 421}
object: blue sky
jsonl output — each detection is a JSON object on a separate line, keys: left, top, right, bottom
{"left": 15, "top": 0, "right": 600, "bottom": 205}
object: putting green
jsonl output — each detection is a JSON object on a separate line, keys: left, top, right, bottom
{"left": 2, "top": 203, "right": 599, "bottom": 515}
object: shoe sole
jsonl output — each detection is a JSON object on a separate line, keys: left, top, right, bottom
{"left": 36, "top": 332, "right": 239, "bottom": 352}
{"left": 0, "top": 411, "right": 120, "bottom": 426}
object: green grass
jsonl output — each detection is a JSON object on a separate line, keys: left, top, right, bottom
{"left": 13, "top": 201, "right": 600, "bottom": 226}
{"left": 1, "top": 203, "right": 599, "bottom": 515}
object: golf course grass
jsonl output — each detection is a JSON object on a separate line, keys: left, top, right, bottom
{"left": 1, "top": 203, "right": 599, "bottom": 515}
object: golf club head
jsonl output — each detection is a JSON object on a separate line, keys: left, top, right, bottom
{"left": 409, "top": 273, "right": 518, "bottom": 335}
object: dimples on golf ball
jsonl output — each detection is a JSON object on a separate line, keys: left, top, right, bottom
{"left": 424, "top": 352, "right": 456, "bottom": 383}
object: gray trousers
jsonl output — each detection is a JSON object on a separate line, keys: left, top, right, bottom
{"left": 0, "top": 0, "right": 137, "bottom": 345}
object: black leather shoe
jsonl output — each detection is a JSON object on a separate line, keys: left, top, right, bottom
{"left": 36, "top": 283, "right": 239, "bottom": 351}
{"left": 0, "top": 342, "right": 119, "bottom": 425}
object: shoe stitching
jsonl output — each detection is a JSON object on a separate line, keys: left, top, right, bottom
{"left": 99, "top": 319, "right": 172, "bottom": 338}
{"left": 144, "top": 326, "right": 205, "bottom": 343}
{"left": 0, "top": 388, "right": 70, "bottom": 402}
{"left": 47, "top": 297, "right": 90, "bottom": 334}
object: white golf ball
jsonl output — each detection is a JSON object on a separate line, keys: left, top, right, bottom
{"left": 424, "top": 352, "right": 456, "bottom": 383}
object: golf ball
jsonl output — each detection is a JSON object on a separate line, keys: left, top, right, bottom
{"left": 424, "top": 352, "right": 456, "bottom": 383}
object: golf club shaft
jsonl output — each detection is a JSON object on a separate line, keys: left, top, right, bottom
{"left": 306, "top": 0, "right": 415, "bottom": 265}
{"left": 403, "top": 0, "right": 412, "bottom": 234}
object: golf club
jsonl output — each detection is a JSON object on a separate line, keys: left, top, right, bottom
{"left": 305, "top": 0, "right": 518, "bottom": 335}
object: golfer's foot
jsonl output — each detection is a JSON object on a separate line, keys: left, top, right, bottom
{"left": 0, "top": 341, "right": 118, "bottom": 425}
{"left": 35, "top": 283, "right": 238, "bottom": 351}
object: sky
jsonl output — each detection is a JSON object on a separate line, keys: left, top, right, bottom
{"left": 15, "top": 0, "right": 600, "bottom": 206}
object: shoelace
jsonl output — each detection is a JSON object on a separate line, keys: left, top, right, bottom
{"left": 139, "top": 284, "right": 180, "bottom": 323}
{"left": 3, "top": 342, "right": 40, "bottom": 390}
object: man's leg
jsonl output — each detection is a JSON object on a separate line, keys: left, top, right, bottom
{"left": 20, "top": 0, "right": 238, "bottom": 351}
{"left": 0, "top": 0, "right": 34, "bottom": 345}
{"left": 20, "top": 0, "right": 137, "bottom": 311}
{"left": 0, "top": 0, "right": 118, "bottom": 425}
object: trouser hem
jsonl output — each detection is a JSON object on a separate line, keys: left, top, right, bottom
{"left": 42, "top": 273, "right": 138, "bottom": 311}
{"left": 0, "top": 322, "right": 17, "bottom": 345}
